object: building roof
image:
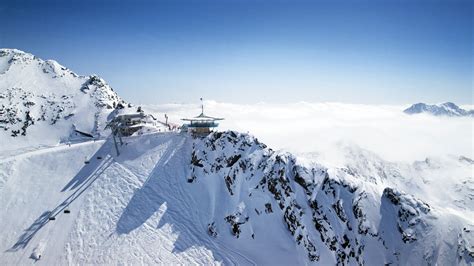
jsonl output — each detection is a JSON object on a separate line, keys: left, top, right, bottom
{"left": 116, "top": 112, "right": 146, "bottom": 119}
{"left": 181, "top": 112, "right": 224, "bottom": 122}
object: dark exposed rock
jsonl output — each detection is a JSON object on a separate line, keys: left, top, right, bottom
{"left": 207, "top": 222, "right": 218, "bottom": 238}
{"left": 227, "top": 154, "right": 241, "bottom": 167}
{"left": 383, "top": 187, "right": 431, "bottom": 243}
{"left": 265, "top": 203, "right": 273, "bottom": 214}
{"left": 191, "top": 151, "right": 203, "bottom": 167}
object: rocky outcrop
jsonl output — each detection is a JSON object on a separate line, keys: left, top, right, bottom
{"left": 187, "top": 131, "right": 453, "bottom": 264}
{"left": 382, "top": 187, "right": 431, "bottom": 243}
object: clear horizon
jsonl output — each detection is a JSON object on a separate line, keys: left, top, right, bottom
{"left": 1, "top": 0, "right": 472, "bottom": 105}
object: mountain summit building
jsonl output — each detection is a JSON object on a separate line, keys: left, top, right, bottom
{"left": 181, "top": 99, "right": 224, "bottom": 135}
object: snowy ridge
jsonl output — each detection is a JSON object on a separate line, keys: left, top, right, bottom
{"left": 0, "top": 49, "right": 127, "bottom": 151}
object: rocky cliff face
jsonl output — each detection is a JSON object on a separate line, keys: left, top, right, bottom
{"left": 188, "top": 131, "right": 473, "bottom": 265}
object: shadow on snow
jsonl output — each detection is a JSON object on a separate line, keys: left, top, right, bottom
{"left": 8, "top": 139, "right": 114, "bottom": 252}
{"left": 115, "top": 135, "right": 245, "bottom": 264}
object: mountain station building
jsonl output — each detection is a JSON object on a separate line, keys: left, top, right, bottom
{"left": 181, "top": 100, "right": 223, "bottom": 135}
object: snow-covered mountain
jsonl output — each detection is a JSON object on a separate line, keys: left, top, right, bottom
{"left": 0, "top": 131, "right": 472, "bottom": 265}
{"left": 0, "top": 49, "right": 129, "bottom": 152}
{"left": 0, "top": 49, "right": 472, "bottom": 265}
{"left": 404, "top": 102, "right": 474, "bottom": 117}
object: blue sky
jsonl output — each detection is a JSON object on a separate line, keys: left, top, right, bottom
{"left": 0, "top": 0, "right": 472, "bottom": 104}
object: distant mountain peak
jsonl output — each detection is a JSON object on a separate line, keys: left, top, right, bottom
{"left": 404, "top": 102, "right": 473, "bottom": 117}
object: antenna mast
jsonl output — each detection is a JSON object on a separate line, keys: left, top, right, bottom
{"left": 200, "top": 97, "right": 204, "bottom": 115}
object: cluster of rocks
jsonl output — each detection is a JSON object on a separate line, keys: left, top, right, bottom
{"left": 186, "top": 131, "right": 465, "bottom": 264}
{"left": 0, "top": 87, "right": 75, "bottom": 136}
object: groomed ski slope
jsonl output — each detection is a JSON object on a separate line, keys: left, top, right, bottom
{"left": 0, "top": 132, "right": 300, "bottom": 265}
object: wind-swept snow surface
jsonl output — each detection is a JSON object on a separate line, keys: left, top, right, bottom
{"left": 0, "top": 131, "right": 472, "bottom": 265}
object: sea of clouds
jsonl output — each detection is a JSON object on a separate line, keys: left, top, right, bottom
{"left": 144, "top": 101, "right": 473, "bottom": 164}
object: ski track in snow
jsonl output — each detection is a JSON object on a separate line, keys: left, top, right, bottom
{"left": 0, "top": 140, "right": 105, "bottom": 164}
{"left": 0, "top": 133, "right": 224, "bottom": 264}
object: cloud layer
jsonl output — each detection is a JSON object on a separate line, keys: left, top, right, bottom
{"left": 144, "top": 102, "right": 473, "bottom": 163}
